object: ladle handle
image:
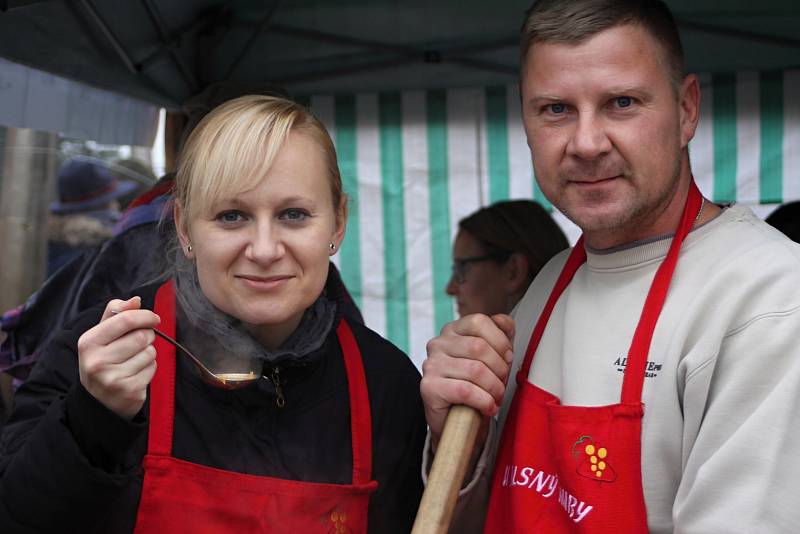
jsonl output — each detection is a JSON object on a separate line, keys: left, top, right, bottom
{"left": 109, "top": 310, "right": 204, "bottom": 371}
{"left": 150, "top": 327, "right": 204, "bottom": 370}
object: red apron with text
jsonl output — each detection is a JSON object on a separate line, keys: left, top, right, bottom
{"left": 133, "top": 280, "right": 378, "bottom": 533}
{"left": 484, "top": 183, "right": 702, "bottom": 533}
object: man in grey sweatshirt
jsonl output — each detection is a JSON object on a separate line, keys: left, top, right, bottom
{"left": 421, "top": 1, "right": 800, "bottom": 532}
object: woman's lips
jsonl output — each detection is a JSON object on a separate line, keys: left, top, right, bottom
{"left": 236, "top": 274, "right": 293, "bottom": 291}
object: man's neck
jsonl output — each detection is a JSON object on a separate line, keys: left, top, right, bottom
{"left": 585, "top": 199, "right": 723, "bottom": 253}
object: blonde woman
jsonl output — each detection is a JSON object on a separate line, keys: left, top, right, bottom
{"left": 0, "top": 96, "right": 425, "bottom": 533}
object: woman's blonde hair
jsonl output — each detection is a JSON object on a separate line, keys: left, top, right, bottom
{"left": 174, "top": 94, "right": 344, "bottom": 232}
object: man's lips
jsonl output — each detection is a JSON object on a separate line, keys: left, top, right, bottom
{"left": 567, "top": 174, "right": 623, "bottom": 185}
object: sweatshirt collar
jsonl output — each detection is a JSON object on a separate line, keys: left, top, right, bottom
{"left": 584, "top": 205, "right": 736, "bottom": 271}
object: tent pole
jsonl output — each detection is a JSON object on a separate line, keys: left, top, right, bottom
{"left": 224, "top": 0, "right": 284, "bottom": 79}
{"left": 78, "top": 0, "right": 139, "bottom": 74}
{"left": 140, "top": 0, "right": 199, "bottom": 92}
{"left": 164, "top": 111, "right": 186, "bottom": 174}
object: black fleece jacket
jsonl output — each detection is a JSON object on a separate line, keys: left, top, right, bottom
{"left": 0, "top": 281, "right": 425, "bottom": 533}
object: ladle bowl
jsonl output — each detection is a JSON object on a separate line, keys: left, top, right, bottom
{"left": 110, "top": 310, "right": 260, "bottom": 389}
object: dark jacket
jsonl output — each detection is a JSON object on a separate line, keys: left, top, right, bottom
{"left": 0, "top": 281, "right": 425, "bottom": 533}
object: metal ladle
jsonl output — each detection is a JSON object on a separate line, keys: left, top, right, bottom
{"left": 151, "top": 327, "right": 260, "bottom": 389}
{"left": 111, "top": 310, "right": 260, "bottom": 389}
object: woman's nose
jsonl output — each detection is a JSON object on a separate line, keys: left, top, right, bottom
{"left": 245, "top": 223, "right": 284, "bottom": 263}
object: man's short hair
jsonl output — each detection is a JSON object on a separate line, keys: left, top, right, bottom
{"left": 521, "top": 0, "right": 685, "bottom": 90}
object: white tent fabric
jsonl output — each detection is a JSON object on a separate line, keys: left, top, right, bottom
{"left": 0, "top": 58, "right": 159, "bottom": 146}
{"left": 311, "top": 68, "right": 800, "bottom": 368}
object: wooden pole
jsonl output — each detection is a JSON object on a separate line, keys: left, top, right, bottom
{"left": 0, "top": 127, "right": 57, "bottom": 418}
{"left": 411, "top": 405, "right": 483, "bottom": 534}
{"left": 164, "top": 111, "right": 186, "bottom": 173}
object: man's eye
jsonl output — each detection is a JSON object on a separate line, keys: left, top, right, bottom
{"left": 614, "top": 96, "right": 633, "bottom": 108}
{"left": 216, "top": 211, "right": 244, "bottom": 223}
{"left": 547, "top": 103, "right": 566, "bottom": 114}
{"left": 280, "top": 208, "right": 309, "bottom": 221}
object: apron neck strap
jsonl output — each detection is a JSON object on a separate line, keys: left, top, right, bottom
{"left": 149, "top": 279, "right": 177, "bottom": 456}
{"left": 620, "top": 181, "right": 702, "bottom": 403}
{"left": 335, "top": 319, "right": 374, "bottom": 484}
{"left": 519, "top": 237, "right": 586, "bottom": 382}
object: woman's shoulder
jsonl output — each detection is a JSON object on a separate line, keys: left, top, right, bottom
{"left": 344, "top": 320, "right": 421, "bottom": 381}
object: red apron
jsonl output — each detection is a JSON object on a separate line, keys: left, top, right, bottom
{"left": 133, "top": 280, "right": 378, "bottom": 533}
{"left": 484, "top": 184, "right": 703, "bottom": 533}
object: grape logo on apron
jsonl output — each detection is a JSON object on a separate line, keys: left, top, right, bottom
{"left": 328, "top": 509, "right": 350, "bottom": 533}
{"left": 573, "top": 436, "right": 617, "bottom": 483}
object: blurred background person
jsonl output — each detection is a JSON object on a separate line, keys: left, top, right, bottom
{"left": 766, "top": 201, "right": 800, "bottom": 243}
{"left": 47, "top": 159, "right": 137, "bottom": 276}
{"left": 447, "top": 199, "right": 568, "bottom": 316}
{"left": 109, "top": 158, "right": 157, "bottom": 211}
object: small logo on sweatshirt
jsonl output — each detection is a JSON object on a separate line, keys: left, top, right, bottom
{"left": 613, "top": 356, "right": 662, "bottom": 378}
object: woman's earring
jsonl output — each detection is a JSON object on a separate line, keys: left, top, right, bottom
{"left": 187, "top": 244, "right": 193, "bottom": 253}
{"left": 329, "top": 243, "right": 336, "bottom": 252}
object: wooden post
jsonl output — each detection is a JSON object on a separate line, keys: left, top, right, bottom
{"left": 0, "top": 127, "right": 57, "bottom": 418}
{"left": 164, "top": 111, "right": 187, "bottom": 174}
{"left": 411, "top": 405, "right": 483, "bottom": 534}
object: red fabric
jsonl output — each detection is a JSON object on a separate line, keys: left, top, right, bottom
{"left": 134, "top": 281, "right": 378, "bottom": 533}
{"left": 126, "top": 179, "right": 174, "bottom": 210}
{"left": 484, "top": 184, "right": 702, "bottom": 533}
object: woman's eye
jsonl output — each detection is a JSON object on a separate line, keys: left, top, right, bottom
{"left": 614, "top": 96, "right": 633, "bottom": 108}
{"left": 280, "top": 208, "right": 310, "bottom": 221}
{"left": 216, "top": 211, "right": 244, "bottom": 223}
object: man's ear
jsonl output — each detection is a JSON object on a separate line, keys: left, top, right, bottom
{"left": 679, "top": 74, "right": 700, "bottom": 148}
{"left": 505, "top": 253, "right": 530, "bottom": 294}
{"left": 173, "top": 202, "right": 193, "bottom": 259}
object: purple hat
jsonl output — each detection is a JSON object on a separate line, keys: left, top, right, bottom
{"left": 50, "top": 159, "right": 138, "bottom": 214}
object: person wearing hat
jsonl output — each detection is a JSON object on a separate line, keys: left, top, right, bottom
{"left": 47, "top": 159, "right": 138, "bottom": 276}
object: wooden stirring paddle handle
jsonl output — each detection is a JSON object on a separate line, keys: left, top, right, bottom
{"left": 411, "top": 404, "right": 483, "bottom": 534}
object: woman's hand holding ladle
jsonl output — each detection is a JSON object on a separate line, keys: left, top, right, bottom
{"left": 77, "top": 296, "right": 160, "bottom": 420}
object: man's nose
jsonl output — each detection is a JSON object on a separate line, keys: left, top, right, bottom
{"left": 245, "top": 222, "right": 284, "bottom": 263}
{"left": 566, "top": 112, "right": 612, "bottom": 160}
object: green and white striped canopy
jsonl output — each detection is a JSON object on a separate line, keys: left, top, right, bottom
{"left": 311, "top": 68, "right": 800, "bottom": 368}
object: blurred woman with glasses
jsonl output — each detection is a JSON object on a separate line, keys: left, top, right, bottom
{"left": 447, "top": 200, "right": 568, "bottom": 316}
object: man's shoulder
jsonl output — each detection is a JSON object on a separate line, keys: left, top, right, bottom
{"left": 698, "top": 205, "right": 800, "bottom": 273}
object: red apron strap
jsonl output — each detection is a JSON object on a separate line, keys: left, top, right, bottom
{"left": 148, "top": 279, "right": 178, "bottom": 456}
{"left": 336, "top": 319, "right": 373, "bottom": 485}
{"left": 621, "top": 182, "right": 702, "bottom": 403}
{"left": 519, "top": 238, "right": 587, "bottom": 382}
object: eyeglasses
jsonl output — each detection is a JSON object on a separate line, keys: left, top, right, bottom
{"left": 450, "top": 252, "right": 511, "bottom": 284}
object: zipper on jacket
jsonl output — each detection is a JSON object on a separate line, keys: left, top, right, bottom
{"left": 267, "top": 366, "right": 285, "bottom": 408}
